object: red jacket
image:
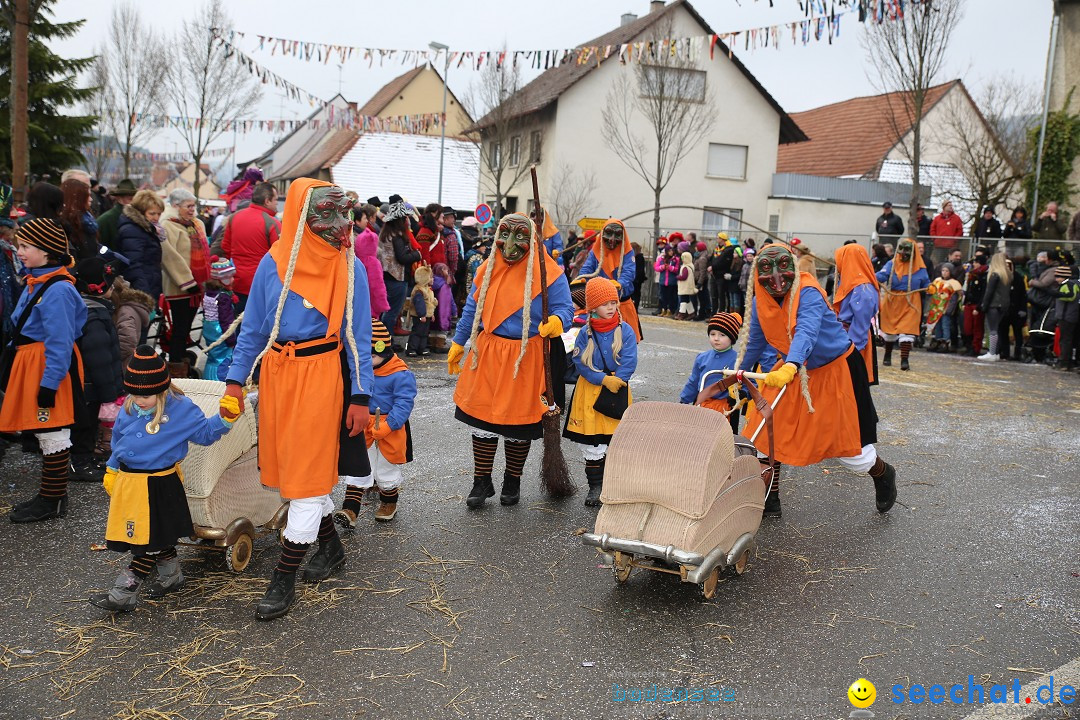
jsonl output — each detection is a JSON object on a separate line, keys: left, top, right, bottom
{"left": 930, "top": 213, "right": 964, "bottom": 238}
{"left": 416, "top": 226, "right": 447, "bottom": 267}
{"left": 222, "top": 204, "right": 281, "bottom": 295}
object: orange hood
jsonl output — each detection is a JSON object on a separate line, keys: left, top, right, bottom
{"left": 832, "top": 243, "right": 878, "bottom": 310}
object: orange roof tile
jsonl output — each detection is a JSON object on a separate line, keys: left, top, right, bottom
{"left": 776, "top": 81, "right": 958, "bottom": 177}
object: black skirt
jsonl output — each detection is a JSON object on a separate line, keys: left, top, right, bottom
{"left": 846, "top": 350, "right": 878, "bottom": 448}
{"left": 106, "top": 468, "right": 194, "bottom": 554}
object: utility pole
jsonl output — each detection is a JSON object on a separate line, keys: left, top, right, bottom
{"left": 429, "top": 41, "right": 449, "bottom": 205}
{"left": 8, "top": 0, "right": 33, "bottom": 201}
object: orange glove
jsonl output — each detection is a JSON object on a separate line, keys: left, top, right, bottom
{"left": 222, "top": 383, "right": 245, "bottom": 418}
{"left": 345, "top": 404, "right": 370, "bottom": 438}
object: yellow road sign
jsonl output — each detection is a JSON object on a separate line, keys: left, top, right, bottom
{"left": 577, "top": 217, "right": 607, "bottom": 232}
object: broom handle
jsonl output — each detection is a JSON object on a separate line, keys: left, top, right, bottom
{"left": 530, "top": 166, "right": 554, "bottom": 407}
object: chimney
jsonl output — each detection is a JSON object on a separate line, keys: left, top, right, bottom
{"left": 649, "top": 0, "right": 665, "bottom": 13}
{"left": 621, "top": 12, "right": 638, "bottom": 26}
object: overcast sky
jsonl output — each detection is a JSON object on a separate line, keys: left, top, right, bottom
{"left": 47, "top": 0, "right": 1054, "bottom": 170}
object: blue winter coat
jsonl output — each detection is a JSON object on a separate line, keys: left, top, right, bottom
{"left": 116, "top": 212, "right": 163, "bottom": 299}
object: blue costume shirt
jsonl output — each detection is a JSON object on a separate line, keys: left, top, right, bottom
{"left": 453, "top": 274, "right": 574, "bottom": 346}
{"left": 740, "top": 288, "right": 853, "bottom": 371}
{"left": 579, "top": 248, "right": 636, "bottom": 301}
{"left": 572, "top": 321, "right": 637, "bottom": 386}
{"left": 680, "top": 347, "right": 737, "bottom": 404}
{"left": 227, "top": 253, "right": 374, "bottom": 398}
{"left": 10, "top": 268, "right": 85, "bottom": 390}
{"left": 836, "top": 284, "right": 879, "bottom": 351}
{"left": 876, "top": 262, "right": 930, "bottom": 292}
{"left": 108, "top": 394, "right": 231, "bottom": 470}
{"left": 369, "top": 363, "right": 417, "bottom": 432}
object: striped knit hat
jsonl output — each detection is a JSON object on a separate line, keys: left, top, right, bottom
{"left": 17, "top": 218, "right": 68, "bottom": 259}
{"left": 371, "top": 319, "right": 394, "bottom": 357}
{"left": 1055, "top": 265, "right": 1073, "bottom": 280}
{"left": 124, "top": 344, "right": 170, "bottom": 396}
{"left": 584, "top": 277, "right": 619, "bottom": 312}
{"left": 708, "top": 312, "right": 742, "bottom": 343}
{"left": 570, "top": 279, "right": 587, "bottom": 310}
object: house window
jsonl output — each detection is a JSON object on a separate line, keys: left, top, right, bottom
{"left": 640, "top": 66, "right": 706, "bottom": 102}
{"left": 768, "top": 214, "right": 780, "bottom": 233}
{"left": 509, "top": 136, "right": 521, "bottom": 167}
{"left": 489, "top": 142, "right": 502, "bottom": 167}
{"left": 529, "top": 130, "right": 542, "bottom": 163}
{"left": 706, "top": 143, "right": 748, "bottom": 180}
{"left": 702, "top": 207, "right": 743, "bottom": 238}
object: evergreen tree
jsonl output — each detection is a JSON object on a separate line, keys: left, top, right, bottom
{"left": 0, "top": 3, "right": 96, "bottom": 178}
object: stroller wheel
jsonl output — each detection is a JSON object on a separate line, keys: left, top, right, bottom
{"left": 700, "top": 567, "right": 720, "bottom": 599}
{"left": 226, "top": 532, "right": 253, "bottom": 572}
{"left": 612, "top": 552, "right": 632, "bottom": 583}
{"left": 731, "top": 548, "right": 750, "bottom": 576}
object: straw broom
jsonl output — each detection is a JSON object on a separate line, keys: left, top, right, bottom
{"left": 530, "top": 166, "right": 574, "bottom": 497}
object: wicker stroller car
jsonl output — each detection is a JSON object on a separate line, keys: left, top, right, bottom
{"left": 172, "top": 379, "right": 288, "bottom": 572}
{"left": 581, "top": 371, "right": 781, "bottom": 598}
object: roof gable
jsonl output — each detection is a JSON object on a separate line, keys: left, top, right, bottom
{"left": 470, "top": 0, "right": 805, "bottom": 144}
{"left": 357, "top": 66, "right": 426, "bottom": 116}
{"left": 776, "top": 80, "right": 958, "bottom": 177}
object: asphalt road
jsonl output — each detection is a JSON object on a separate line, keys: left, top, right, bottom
{"left": 0, "top": 315, "right": 1076, "bottom": 720}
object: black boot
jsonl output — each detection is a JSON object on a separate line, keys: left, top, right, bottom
{"left": 303, "top": 532, "right": 346, "bottom": 583}
{"left": 466, "top": 474, "right": 495, "bottom": 508}
{"left": 900, "top": 357, "right": 910, "bottom": 371}
{"left": 869, "top": 458, "right": 897, "bottom": 513}
{"left": 256, "top": 570, "right": 296, "bottom": 620}
{"left": 762, "top": 461, "right": 781, "bottom": 517}
{"left": 499, "top": 473, "right": 520, "bottom": 506}
{"left": 10, "top": 494, "right": 67, "bottom": 523}
{"left": 584, "top": 459, "right": 604, "bottom": 507}
{"left": 882, "top": 341, "right": 893, "bottom": 367}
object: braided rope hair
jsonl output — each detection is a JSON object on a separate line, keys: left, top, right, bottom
{"left": 202, "top": 312, "right": 244, "bottom": 354}
{"left": 344, "top": 235, "right": 363, "bottom": 392}
{"left": 245, "top": 186, "right": 309, "bottom": 385}
{"left": 733, "top": 243, "right": 814, "bottom": 413}
{"left": 580, "top": 305, "right": 624, "bottom": 372}
{"left": 514, "top": 215, "right": 537, "bottom": 377}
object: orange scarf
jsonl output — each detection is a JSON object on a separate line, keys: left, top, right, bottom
{"left": 754, "top": 272, "right": 826, "bottom": 356}
{"left": 472, "top": 246, "right": 564, "bottom": 333}
{"left": 374, "top": 354, "right": 409, "bottom": 377}
{"left": 832, "top": 244, "right": 878, "bottom": 311}
{"left": 26, "top": 267, "right": 75, "bottom": 293}
{"left": 589, "top": 219, "right": 631, "bottom": 279}
{"left": 268, "top": 178, "right": 349, "bottom": 338}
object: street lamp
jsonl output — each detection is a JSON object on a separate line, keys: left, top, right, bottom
{"left": 429, "top": 41, "right": 449, "bottom": 205}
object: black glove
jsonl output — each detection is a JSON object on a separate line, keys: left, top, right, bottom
{"left": 37, "top": 386, "right": 56, "bottom": 408}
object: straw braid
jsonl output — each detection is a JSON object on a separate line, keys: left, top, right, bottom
{"left": 466, "top": 252, "right": 497, "bottom": 371}
{"left": 344, "top": 241, "right": 364, "bottom": 393}
{"left": 514, "top": 224, "right": 537, "bottom": 377}
{"left": 579, "top": 241, "right": 604, "bottom": 280}
{"left": 733, "top": 247, "right": 814, "bottom": 413}
{"left": 202, "top": 312, "right": 244, "bottom": 354}
{"left": 247, "top": 187, "right": 309, "bottom": 385}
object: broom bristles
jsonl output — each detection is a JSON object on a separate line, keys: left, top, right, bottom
{"left": 540, "top": 411, "right": 575, "bottom": 497}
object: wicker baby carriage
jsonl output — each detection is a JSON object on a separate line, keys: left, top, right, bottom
{"left": 581, "top": 371, "right": 781, "bottom": 598}
{"left": 172, "top": 379, "right": 288, "bottom": 572}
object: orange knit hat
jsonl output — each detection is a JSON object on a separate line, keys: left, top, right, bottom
{"left": 584, "top": 277, "right": 619, "bottom": 312}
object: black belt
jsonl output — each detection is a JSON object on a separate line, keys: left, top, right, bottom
{"left": 118, "top": 462, "right": 177, "bottom": 474}
{"left": 13, "top": 334, "right": 36, "bottom": 347}
{"left": 271, "top": 338, "right": 339, "bottom": 357}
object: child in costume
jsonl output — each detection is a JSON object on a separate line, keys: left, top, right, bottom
{"left": 201, "top": 257, "right": 237, "bottom": 381}
{"left": 335, "top": 320, "right": 416, "bottom": 526}
{"left": 679, "top": 312, "right": 742, "bottom": 435}
{"left": 1, "top": 219, "right": 86, "bottom": 523}
{"left": 224, "top": 179, "right": 372, "bottom": 621}
{"left": 407, "top": 265, "right": 436, "bottom": 357}
{"left": 737, "top": 243, "right": 897, "bottom": 518}
{"left": 448, "top": 213, "right": 573, "bottom": 509}
{"left": 91, "top": 346, "right": 239, "bottom": 611}
{"left": 563, "top": 278, "right": 637, "bottom": 507}
{"left": 876, "top": 238, "right": 928, "bottom": 370}
{"left": 578, "top": 219, "right": 642, "bottom": 339}
{"left": 927, "top": 264, "right": 962, "bottom": 353}
{"left": 832, "top": 243, "right": 880, "bottom": 384}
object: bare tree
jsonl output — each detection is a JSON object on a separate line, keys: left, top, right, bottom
{"left": 862, "top": 0, "right": 964, "bottom": 234}
{"left": 464, "top": 51, "right": 534, "bottom": 221}
{"left": 83, "top": 57, "right": 112, "bottom": 181}
{"left": 98, "top": 1, "right": 166, "bottom": 179}
{"left": 942, "top": 79, "right": 1038, "bottom": 220}
{"left": 547, "top": 162, "right": 598, "bottom": 234}
{"left": 601, "top": 17, "right": 716, "bottom": 242}
{"left": 169, "top": 0, "right": 259, "bottom": 199}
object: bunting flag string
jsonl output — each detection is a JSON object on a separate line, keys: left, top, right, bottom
{"left": 81, "top": 147, "right": 233, "bottom": 163}
{"left": 98, "top": 109, "right": 446, "bottom": 136}
{"left": 212, "top": 1, "right": 914, "bottom": 70}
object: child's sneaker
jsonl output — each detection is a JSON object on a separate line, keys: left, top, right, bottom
{"left": 405, "top": 350, "right": 418, "bottom": 357}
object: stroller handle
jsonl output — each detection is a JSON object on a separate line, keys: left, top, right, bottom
{"left": 694, "top": 370, "right": 783, "bottom": 485}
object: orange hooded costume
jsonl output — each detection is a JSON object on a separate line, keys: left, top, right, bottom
{"left": 878, "top": 248, "right": 927, "bottom": 336}
{"left": 581, "top": 219, "right": 642, "bottom": 340}
{"left": 832, "top": 243, "right": 879, "bottom": 383}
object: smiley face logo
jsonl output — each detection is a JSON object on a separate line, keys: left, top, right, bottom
{"left": 848, "top": 678, "right": 876, "bottom": 708}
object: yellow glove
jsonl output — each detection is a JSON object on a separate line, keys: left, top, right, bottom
{"left": 447, "top": 342, "right": 465, "bottom": 375}
{"left": 764, "top": 362, "right": 798, "bottom": 388}
{"left": 601, "top": 374, "right": 626, "bottom": 392}
{"left": 611, "top": 279, "right": 622, "bottom": 293}
{"left": 551, "top": 249, "right": 561, "bottom": 259}
{"left": 728, "top": 383, "right": 740, "bottom": 401}
{"left": 538, "top": 315, "right": 564, "bottom": 339}
{"left": 219, "top": 394, "right": 241, "bottom": 423}
{"left": 103, "top": 467, "right": 118, "bottom": 496}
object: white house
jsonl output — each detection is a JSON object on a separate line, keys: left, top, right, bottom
{"left": 469, "top": 0, "right": 805, "bottom": 246}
